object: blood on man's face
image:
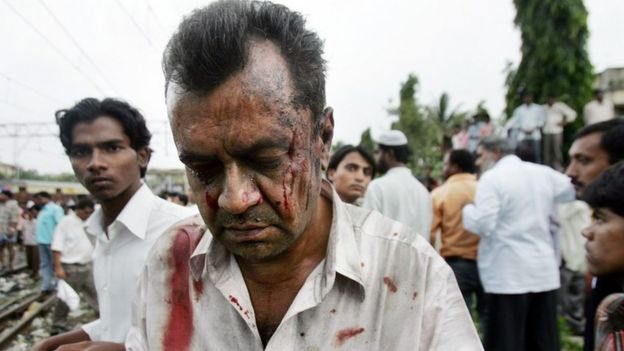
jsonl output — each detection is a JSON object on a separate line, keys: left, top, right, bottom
{"left": 168, "top": 40, "right": 325, "bottom": 263}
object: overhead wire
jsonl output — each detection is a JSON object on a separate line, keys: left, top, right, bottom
{"left": 113, "top": 0, "right": 158, "bottom": 52}
{"left": 0, "top": 72, "right": 64, "bottom": 104}
{"left": 37, "top": 0, "right": 121, "bottom": 96}
{"left": 2, "top": 0, "right": 107, "bottom": 95}
{"left": 143, "top": 0, "right": 168, "bottom": 35}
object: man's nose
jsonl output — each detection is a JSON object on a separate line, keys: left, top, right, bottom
{"left": 87, "top": 149, "right": 107, "bottom": 172}
{"left": 565, "top": 161, "right": 577, "bottom": 178}
{"left": 218, "top": 164, "right": 261, "bottom": 214}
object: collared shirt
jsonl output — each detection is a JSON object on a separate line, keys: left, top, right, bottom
{"left": 507, "top": 103, "right": 546, "bottom": 140}
{"left": 559, "top": 200, "right": 591, "bottom": 273}
{"left": 362, "top": 166, "right": 432, "bottom": 239}
{"left": 543, "top": 101, "right": 577, "bottom": 134}
{"left": 583, "top": 99, "right": 615, "bottom": 125}
{"left": 35, "top": 202, "right": 65, "bottom": 244}
{"left": 126, "top": 183, "right": 482, "bottom": 351}
{"left": 51, "top": 212, "right": 93, "bottom": 265}
{"left": 462, "top": 155, "right": 575, "bottom": 294}
{"left": 430, "top": 173, "right": 479, "bottom": 260}
{"left": 0, "top": 199, "right": 20, "bottom": 235}
{"left": 81, "top": 184, "right": 194, "bottom": 342}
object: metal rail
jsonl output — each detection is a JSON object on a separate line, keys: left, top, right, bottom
{"left": 0, "top": 295, "right": 56, "bottom": 348}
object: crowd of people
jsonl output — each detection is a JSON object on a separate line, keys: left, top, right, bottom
{"left": 0, "top": 0, "right": 621, "bottom": 350}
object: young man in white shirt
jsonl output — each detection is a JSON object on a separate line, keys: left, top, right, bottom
{"left": 463, "top": 136, "right": 575, "bottom": 350}
{"left": 51, "top": 197, "right": 97, "bottom": 333}
{"left": 125, "top": 2, "right": 481, "bottom": 350}
{"left": 543, "top": 94, "right": 577, "bottom": 170}
{"left": 583, "top": 89, "right": 615, "bottom": 125}
{"left": 34, "top": 98, "right": 193, "bottom": 350}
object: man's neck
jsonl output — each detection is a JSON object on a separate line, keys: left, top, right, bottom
{"left": 99, "top": 182, "right": 142, "bottom": 228}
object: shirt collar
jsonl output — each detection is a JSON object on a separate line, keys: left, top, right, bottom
{"left": 495, "top": 154, "right": 521, "bottom": 168}
{"left": 446, "top": 173, "right": 476, "bottom": 183}
{"left": 386, "top": 166, "right": 411, "bottom": 175}
{"left": 85, "top": 183, "right": 156, "bottom": 240}
{"left": 188, "top": 180, "right": 366, "bottom": 296}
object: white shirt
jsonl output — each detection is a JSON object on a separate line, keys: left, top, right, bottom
{"left": 583, "top": 99, "right": 615, "bottom": 125}
{"left": 543, "top": 101, "right": 577, "bottom": 134}
{"left": 507, "top": 103, "right": 546, "bottom": 140}
{"left": 51, "top": 212, "right": 92, "bottom": 265}
{"left": 362, "top": 166, "right": 432, "bottom": 239}
{"left": 462, "top": 155, "right": 575, "bottom": 294}
{"left": 126, "top": 183, "right": 482, "bottom": 351}
{"left": 559, "top": 201, "right": 591, "bottom": 273}
{"left": 81, "top": 184, "right": 194, "bottom": 342}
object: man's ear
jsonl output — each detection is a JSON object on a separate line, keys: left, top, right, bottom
{"left": 137, "top": 147, "right": 151, "bottom": 170}
{"left": 318, "top": 107, "right": 334, "bottom": 171}
{"left": 327, "top": 168, "right": 336, "bottom": 182}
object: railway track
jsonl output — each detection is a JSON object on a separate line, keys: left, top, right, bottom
{"left": 0, "top": 292, "right": 56, "bottom": 349}
{"left": 0, "top": 265, "right": 29, "bottom": 278}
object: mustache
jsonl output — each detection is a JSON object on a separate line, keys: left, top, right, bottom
{"left": 215, "top": 206, "right": 281, "bottom": 228}
{"left": 570, "top": 178, "right": 584, "bottom": 188}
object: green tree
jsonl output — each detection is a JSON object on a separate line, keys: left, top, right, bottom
{"left": 389, "top": 74, "right": 441, "bottom": 175}
{"left": 505, "top": 0, "right": 593, "bottom": 118}
{"left": 425, "top": 92, "right": 468, "bottom": 152}
{"left": 358, "top": 128, "right": 375, "bottom": 153}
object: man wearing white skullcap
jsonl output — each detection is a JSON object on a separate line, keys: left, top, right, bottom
{"left": 362, "top": 130, "right": 432, "bottom": 239}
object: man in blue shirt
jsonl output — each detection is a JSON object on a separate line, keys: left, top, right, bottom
{"left": 34, "top": 191, "right": 65, "bottom": 293}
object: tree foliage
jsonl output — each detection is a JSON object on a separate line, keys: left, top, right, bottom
{"left": 388, "top": 74, "right": 438, "bottom": 174}
{"left": 505, "top": 0, "right": 593, "bottom": 117}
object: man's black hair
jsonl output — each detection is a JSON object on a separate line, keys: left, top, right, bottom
{"left": 175, "top": 193, "right": 189, "bottom": 206}
{"left": 574, "top": 119, "right": 624, "bottom": 164}
{"left": 379, "top": 144, "right": 411, "bottom": 164}
{"left": 448, "top": 149, "right": 476, "bottom": 174}
{"left": 1, "top": 189, "right": 13, "bottom": 198}
{"left": 35, "top": 191, "right": 52, "bottom": 199}
{"left": 55, "top": 97, "right": 152, "bottom": 177}
{"left": 75, "top": 197, "right": 95, "bottom": 210}
{"left": 163, "top": 0, "right": 326, "bottom": 134}
{"left": 584, "top": 162, "right": 624, "bottom": 217}
{"left": 515, "top": 140, "right": 537, "bottom": 163}
{"left": 327, "top": 144, "right": 376, "bottom": 178}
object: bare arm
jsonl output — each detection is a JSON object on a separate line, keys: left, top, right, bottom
{"left": 31, "top": 329, "right": 91, "bottom": 351}
{"left": 53, "top": 250, "right": 66, "bottom": 279}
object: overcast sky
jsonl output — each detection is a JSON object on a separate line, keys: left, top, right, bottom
{"left": 1, "top": 0, "right": 623, "bottom": 175}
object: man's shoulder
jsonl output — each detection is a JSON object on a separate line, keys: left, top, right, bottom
{"left": 146, "top": 214, "right": 206, "bottom": 263}
{"left": 346, "top": 205, "right": 440, "bottom": 264}
{"left": 149, "top": 195, "right": 196, "bottom": 221}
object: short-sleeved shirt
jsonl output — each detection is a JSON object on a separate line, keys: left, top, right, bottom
{"left": 35, "top": 202, "right": 65, "bottom": 244}
{"left": 0, "top": 199, "right": 20, "bottom": 235}
{"left": 126, "top": 182, "right": 482, "bottom": 351}
{"left": 51, "top": 212, "right": 93, "bottom": 265}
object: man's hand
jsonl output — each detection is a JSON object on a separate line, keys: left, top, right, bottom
{"left": 55, "top": 341, "right": 125, "bottom": 351}
{"left": 54, "top": 265, "right": 66, "bottom": 279}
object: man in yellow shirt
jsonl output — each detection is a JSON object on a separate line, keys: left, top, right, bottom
{"left": 431, "top": 149, "right": 485, "bottom": 324}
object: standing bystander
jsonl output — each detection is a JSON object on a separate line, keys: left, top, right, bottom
{"left": 565, "top": 118, "right": 624, "bottom": 350}
{"left": 34, "top": 191, "right": 64, "bottom": 294}
{"left": 50, "top": 197, "right": 97, "bottom": 333}
{"left": 33, "top": 98, "right": 193, "bottom": 350}
{"left": 463, "top": 136, "right": 575, "bottom": 350}
{"left": 363, "top": 129, "right": 432, "bottom": 238}
{"left": 430, "top": 150, "right": 486, "bottom": 326}
{"left": 543, "top": 94, "right": 577, "bottom": 170}
{"left": 0, "top": 190, "right": 20, "bottom": 271}
{"left": 506, "top": 91, "right": 546, "bottom": 163}
{"left": 583, "top": 89, "right": 615, "bottom": 125}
